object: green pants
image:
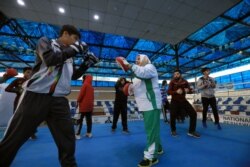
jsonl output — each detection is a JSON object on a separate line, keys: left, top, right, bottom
{"left": 143, "top": 109, "right": 162, "bottom": 160}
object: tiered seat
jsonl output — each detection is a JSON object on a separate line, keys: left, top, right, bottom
{"left": 96, "top": 101, "right": 102, "bottom": 107}
{"left": 127, "top": 100, "right": 138, "bottom": 114}
{"left": 246, "top": 98, "right": 250, "bottom": 104}
{"left": 101, "top": 101, "right": 113, "bottom": 114}
{"left": 217, "top": 105, "right": 226, "bottom": 114}
{"left": 233, "top": 97, "right": 244, "bottom": 104}
{"left": 216, "top": 97, "right": 222, "bottom": 104}
{"left": 222, "top": 97, "right": 232, "bottom": 104}
{"left": 225, "top": 105, "right": 232, "bottom": 111}
{"left": 239, "top": 105, "right": 247, "bottom": 112}
{"left": 194, "top": 95, "right": 250, "bottom": 118}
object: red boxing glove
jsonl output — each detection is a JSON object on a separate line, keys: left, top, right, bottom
{"left": 123, "top": 83, "right": 133, "bottom": 96}
{"left": 116, "top": 57, "right": 130, "bottom": 72}
{"left": 5, "top": 68, "right": 18, "bottom": 77}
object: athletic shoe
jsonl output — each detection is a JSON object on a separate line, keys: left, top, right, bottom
{"left": 157, "top": 148, "right": 164, "bottom": 155}
{"left": 30, "top": 134, "right": 37, "bottom": 140}
{"left": 215, "top": 123, "right": 222, "bottom": 130}
{"left": 164, "top": 119, "right": 169, "bottom": 124}
{"left": 111, "top": 128, "right": 116, "bottom": 133}
{"left": 187, "top": 131, "right": 201, "bottom": 138}
{"left": 202, "top": 121, "right": 207, "bottom": 128}
{"left": 75, "top": 134, "right": 81, "bottom": 140}
{"left": 138, "top": 158, "right": 158, "bottom": 167}
{"left": 85, "top": 133, "right": 92, "bottom": 138}
{"left": 171, "top": 131, "right": 178, "bottom": 137}
{"left": 122, "top": 130, "right": 130, "bottom": 134}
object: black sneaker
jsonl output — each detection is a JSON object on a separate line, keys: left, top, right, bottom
{"left": 164, "top": 119, "right": 170, "bottom": 124}
{"left": 111, "top": 128, "right": 115, "bottom": 133}
{"left": 215, "top": 123, "right": 222, "bottom": 130}
{"left": 30, "top": 134, "right": 37, "bottom": 140}
{"left": 202, "top": 121, "right": 207, "bottom": 128}
{"left": 138, "top": 158, "right": 158, "bottom": 167}
{"left": 122, "top": 129, "right": 130, "bottom": 134}
{"left": 157, "top": 148, "right": 164, "bottom": 155}
{"left": 171, "top": 131, "right": 178, "bottom": 137}
{"left": 187, "top": 131, "right": 201, "bottom": 138}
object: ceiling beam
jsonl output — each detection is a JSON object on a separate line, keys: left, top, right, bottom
{"left": 221, "top": 15, "right": 250, "bottom": 27}
{"left": 0, "top": 61, "right": 8, "bottom": 68}
{"left": 184, "top": 45, "right": 250, "bottom": 79}
{"left": 0, "top": 46, "right": 32, "bottom": 67}
{"left": 176, "top": 10, "right": 250, "bottom": 58}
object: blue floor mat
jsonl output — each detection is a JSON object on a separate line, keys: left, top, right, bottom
{"left": 2, "top": 120, "right": 250, "bottom": 167}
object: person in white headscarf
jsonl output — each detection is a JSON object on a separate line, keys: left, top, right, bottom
{"left": 121, "top": 54, "right": 163, "bottom": 167}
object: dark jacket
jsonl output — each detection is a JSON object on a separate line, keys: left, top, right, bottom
{"left": 26, "top": 37, "right": 89, "bottom": 96}
{"left": 114, "top": 82, "right": 128, "bottom": 105}
{"left": 168, "top": 78, "right": 192, "bottom": 102}
{"left": 5, "top": 78, "right": 27, "bottom": 110}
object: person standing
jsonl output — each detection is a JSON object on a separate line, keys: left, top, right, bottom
{"left": 75, "top": 75, "right": 94, "bottom": 139}
{"left": 197, "top": 67, "right": 221, "bottom": 129}
{"left": 5, "top": 67, "right": 32, "bottom": 112}
{"left": 0, "top": 24, "right": 98, "bottom": 167}
{"left": 160, "top": 80, "right": 170, "bottom": 123}
{"left": 111, "top": 77, "right": 129, "bottom": 133}
{"left": 168, "top": 69, "right": 200, "bottom": 138}
{"left": 117, "top": 54, "right": 163, "bottom": 167}
{"left": 0, "top": 68, "right": 18, "bottom": 84}
{"left": 5, "top": 67, "right": 38, "bottom": 139}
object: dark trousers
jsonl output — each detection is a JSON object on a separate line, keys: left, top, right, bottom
{"left": 13, "top": 97, "right": 19, "bottom": 113}
{"left": 170, "top": 100, "right": 197, "bottom": 133}
{"left": 0, "top": 91, "right": 77, "bottom": 167}
{"left": 13, "top": 96, "right": 38, "bottom": 137}
{"left": 162, "top": 100, "right": 170, "bottom": 121}
{"left": 75, "top": 112, "right": 92, "bottom": 135}
{"left": 112, "top": 103, "right": 128, "bottom": 130}
{"left": 202, "top": 97, "right": 219, "bottom": 124}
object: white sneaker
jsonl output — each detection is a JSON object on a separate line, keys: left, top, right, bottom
{"left": 85, "top": 133, "right": 92, "bottom": 138}
{"left": 75, "top": 134, "right": 81, "bottom": 140}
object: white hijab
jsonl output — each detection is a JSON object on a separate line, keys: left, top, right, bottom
{"left": 137, "top": 54, "right": 151, "bottom": 66}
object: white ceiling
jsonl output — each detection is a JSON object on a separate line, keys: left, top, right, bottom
{"left": 0, "top": 0, "right": 240, "bottom": 44}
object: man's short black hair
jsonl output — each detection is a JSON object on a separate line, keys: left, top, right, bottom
{"left": 201, "top": 67, "right": 210, "bottom": 74}
{"left": 23, "top": 67, "right": 32, "bottom": 73}
{"left": 174, "top": 69, "right": 181, "bottom": 74}
{"left": 162, "top": 80, "right": 167, "bottom": 86}
{"left": 59, "top": 25, "right": 81, "bottom": 39}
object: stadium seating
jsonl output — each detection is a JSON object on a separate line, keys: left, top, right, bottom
{"left": 69, "top": 100, "right": 140, "bottom": 120}
{"left": 204, "top": 96, "right": 250, "bottom": 116}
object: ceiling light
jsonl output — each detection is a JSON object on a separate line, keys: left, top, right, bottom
{"left": 59, "top": 7, "right": 65, "bottom": 14}
{"left": 17, "top": 0, "right": 25, "bottom": 6}
{"left": 94, "top": 14, "right": 99, "bottom": 20}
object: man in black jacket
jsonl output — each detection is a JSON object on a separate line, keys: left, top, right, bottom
{"left": 0, "top": 24, "right": 98, "bottom": 167}
{"left": 112, "top": 77, "right": 129, "bottom": 133}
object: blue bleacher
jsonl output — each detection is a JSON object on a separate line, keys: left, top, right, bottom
{"left": 217, "top": 97, "right": 222, "bottom": 103}
{"left": 96, "top": 101, "right": 102, "bottom": 106}
{"left": 233, "top": 97, "right": 244, "bottom": 104}
{"left": 222, "top": 97, "right": 232, "bottom": 104}
{"left": 246, "top": 99, "right": 250, "bottom": 104}
{"left": 239, "top": 105, "right": 247, "bottom": 112}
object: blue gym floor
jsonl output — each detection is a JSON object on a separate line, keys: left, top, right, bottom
{"left": 1, "top": 120, "right": 250, "bottom": 167}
